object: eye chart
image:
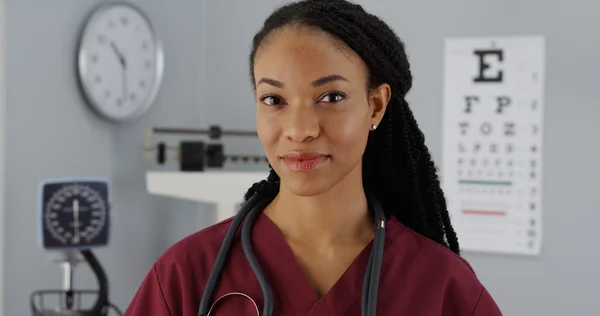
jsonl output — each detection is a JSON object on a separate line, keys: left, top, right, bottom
{"left": 441, "top": 36, "right": 545, "bottom": 256}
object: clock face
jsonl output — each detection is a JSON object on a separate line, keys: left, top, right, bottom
{"left": 78, "top": 3, "right": 164, "bottom": 122}
{"left": 39, "top": 180, "right": 110, "bottom": 250}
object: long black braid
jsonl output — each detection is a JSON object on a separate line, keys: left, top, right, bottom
{"left": 244, "top": 0, "right": 459, "bottom": 254}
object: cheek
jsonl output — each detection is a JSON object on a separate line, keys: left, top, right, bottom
{"left": 256, "top": 111, "right": 280, "bottom": 152}
{"left": 325, "top": 108, "right": 370, "bottom": 158}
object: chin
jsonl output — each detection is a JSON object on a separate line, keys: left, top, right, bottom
{"left": 280, "top": 176, "right": 336, "bottom": 197}
{"left": 283, "top": 181, "right": 329, "bottom": 197}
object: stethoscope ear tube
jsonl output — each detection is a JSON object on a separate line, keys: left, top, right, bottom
{"left": 197, "top": 192, "right": 266, "bottom": 316}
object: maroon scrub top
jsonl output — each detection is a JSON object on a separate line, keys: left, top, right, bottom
{"left": 125, "top": 213, "right": 502, "bottom": 315}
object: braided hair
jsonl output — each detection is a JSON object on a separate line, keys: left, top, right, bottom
{"left": 244, "top": 0, "right": 459, "bottom": 254}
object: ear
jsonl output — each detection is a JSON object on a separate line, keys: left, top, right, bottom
{"left": 368, "top": 83, "right": 392, "bottom": 127}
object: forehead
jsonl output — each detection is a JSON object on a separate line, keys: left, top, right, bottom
{"left": 253, "top": 26, "right": 367, "bottom": 86}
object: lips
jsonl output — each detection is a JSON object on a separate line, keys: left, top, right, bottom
{"left": 281, "top": 152, "right": 329, "bottom": 172}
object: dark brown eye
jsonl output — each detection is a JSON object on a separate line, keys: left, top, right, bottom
{"left": 319, "top": 92, "right": 345, "bottom": 103}
{"left": 262, "top": 95, "right": 283, "bottom": 106}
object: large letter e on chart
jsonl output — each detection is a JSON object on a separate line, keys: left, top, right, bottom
{"left": 473, "top": 49, "right": 503, "bottom": 83}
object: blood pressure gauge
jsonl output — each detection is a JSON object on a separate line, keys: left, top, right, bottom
{"left": 38, "top": 179, "right": 111, "bottom": 250}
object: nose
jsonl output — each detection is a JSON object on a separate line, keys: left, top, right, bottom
{"left": 283, "top": 103, "right": 319, "bottom": 142}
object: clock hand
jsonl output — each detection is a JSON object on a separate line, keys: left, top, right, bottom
{"left": 110, "top": 41, "right": 128, "bottom": 103}
{"left": 123, "top": 69, "right": 128, "bottom": 102}
{"left": 110, "top": 41, "right": 127, "bottom": 69}
{"left": 110, "top": 41, "right": 127, "bottom": 102}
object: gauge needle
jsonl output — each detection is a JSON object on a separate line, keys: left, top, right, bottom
{"left": 73, "top": 199, "right": 80, "bottom": 244}
{"left": 110, "top": 41, "right": 128, "bottom": 101}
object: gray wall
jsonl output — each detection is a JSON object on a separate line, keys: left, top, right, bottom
{"left": 4, "top": 0, "right": 599, "bottom": 315}
{"left": 3, "top": 0, "right": 205, "bottom": 315}
{"left": 205, "top": 0, "right": 600, "bottom": 315}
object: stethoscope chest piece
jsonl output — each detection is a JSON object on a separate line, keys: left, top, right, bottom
{"left": 206, "top": 292, "right": 261, "bottom": 316}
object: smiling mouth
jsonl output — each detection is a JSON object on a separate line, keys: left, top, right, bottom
{"left": 281, "top": 152, "right": 330, "bottom": 172}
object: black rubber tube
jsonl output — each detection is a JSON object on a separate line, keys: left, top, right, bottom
{"left": 197, "top": 191, "right": 264, "bottom": 316}
{"left": 80, "top": 250, "right": 109, "bottom": 315}
{"left": 365, "top": 192, "right": 386, "bottom": 316}
{"left": 362, "top": 236, "right": 375, "bottom": 316}
{"left": 241, "top": 197, "right": 275, "bottom": 316}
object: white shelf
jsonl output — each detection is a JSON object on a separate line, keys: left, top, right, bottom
{"left": 146, "top": 171, "right": 269, "bottom": 223}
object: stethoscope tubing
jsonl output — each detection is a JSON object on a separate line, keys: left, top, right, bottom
{"left": 198, "top": 192, "right": 266, "bottom": 315}
{"left": 242, "top": 197, "right": 275, "bottom": 316}
{"left": 198, "top": 189, "right": 386, "bottom": 316}
{"left": 366, "top": 192, "right": 386, "bottom": 316}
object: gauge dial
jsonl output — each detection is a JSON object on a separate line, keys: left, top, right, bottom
{"left": 39, "top": 180, "right": 110, "bottom": 250}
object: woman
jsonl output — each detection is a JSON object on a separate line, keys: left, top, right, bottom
{"left": 125, "top": 0, "right": 502, "bottom": 315}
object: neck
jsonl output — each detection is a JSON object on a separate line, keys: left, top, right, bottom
{"left": 264, "top": 167, "right": 374, "bottom": 250}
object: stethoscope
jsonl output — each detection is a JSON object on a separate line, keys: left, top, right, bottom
{"left": 197, "top": 187, "right": 387, "bottom": 316}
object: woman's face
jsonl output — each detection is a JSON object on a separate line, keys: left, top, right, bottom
{"left": 253, "top": 26, "right": 390, "bottom": 196}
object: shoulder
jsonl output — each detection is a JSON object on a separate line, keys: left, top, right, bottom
{"left": 386, "top": 219, "right": 502, "bottom": 315}
{"left": 388, "top": 219, "right": 478, "bottom": 281}
{"left": 155, "top": 217, "right": 235, "bottom": 273}
{"left": 124, "top": 218, "right": 237, "bottom": 316}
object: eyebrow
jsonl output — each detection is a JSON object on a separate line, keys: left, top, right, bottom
{"left": 312, "top": 74, "right": 350, "bottom": 87}
{"left": 257, "top": 74, "right": 350, "bottom": 88}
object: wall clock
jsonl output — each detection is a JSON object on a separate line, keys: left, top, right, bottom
{"left": 77, "top": 3, "right": 164, "bottom": 122}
